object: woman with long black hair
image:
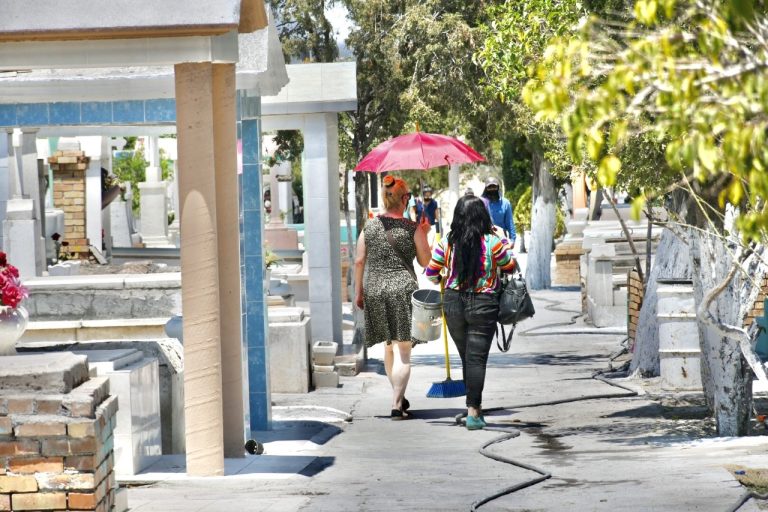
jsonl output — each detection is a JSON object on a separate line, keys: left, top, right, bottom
{"left": 425, "top": 195, "right": 517, "bottom": 430}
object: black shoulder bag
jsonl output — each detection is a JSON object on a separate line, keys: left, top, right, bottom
{"left": 496, "top": 264, "right": 535, "bottom": 352}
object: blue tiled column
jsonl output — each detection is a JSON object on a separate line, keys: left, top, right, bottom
{"left": 240, "top": 95, "right": 270, "bottom": 432}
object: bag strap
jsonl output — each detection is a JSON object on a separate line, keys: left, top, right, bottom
{"left": 496, "top": 323, "right": 514, "bottom": 352}
{"left": 384, "top": 221, "right": 418, "bottom": 282}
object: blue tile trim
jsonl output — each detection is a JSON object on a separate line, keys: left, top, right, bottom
{"left": 81, "top": 102, "right": 113, "bottom": 124}
{"left": 0, "top": 105, "right": 15, "bottom": 126}
{"left": 145, "top": 99, "right": 176, "bottom": 122}
{"left": 240, "top": 117, "right": 269, "bottom": 432}
{"left": 49, "top": 102, "right": 81, "bottom": 125}
{"left": 249, "top": 391, "right": 270, "bottom": 431}
{"left": 16, "top": 103, "right": 48, "bottom": 126}
{"left": 112, "top": 100, "right": 145, "bottom": 123}
{"left": 241, "top": 120, "right": 260, "bottom": 166}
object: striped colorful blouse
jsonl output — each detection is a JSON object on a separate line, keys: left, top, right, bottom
{"left": 425, "top": 234, "right": 516, "bottom": 294}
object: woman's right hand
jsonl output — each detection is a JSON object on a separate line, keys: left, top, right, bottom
{"left": 355, "top": 291, "right": 364, "bottom": 309}
{"left": 418, "top": 215, "right": 431, "bottom": 235}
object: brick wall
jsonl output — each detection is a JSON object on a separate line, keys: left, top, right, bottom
{"left": 744, "top": 275, "right": 768, "bottom": 328}
{"left": 0, "top": 377, "right": 118, "bottom": 511}
{"left": 554, "top": 241, "right": 584, "bottom": 286}
{"left": 49, "top": 151, "right": 90, "bottom": 260}
{"left": 627, "top": 269, "right": 644, "bottom": 350}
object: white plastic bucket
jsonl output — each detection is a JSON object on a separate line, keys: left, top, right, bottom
{"left": 411, "top": 289, "right": 442, "bottom": 342}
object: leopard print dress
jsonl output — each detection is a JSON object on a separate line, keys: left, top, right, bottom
{"left": 363, "top": 216, "right": 424, "bottom": 347}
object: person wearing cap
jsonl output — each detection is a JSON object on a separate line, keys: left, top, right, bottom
{"left": 481, "top": 177, "right": 516, "bottom": 243}
{"left": 410, "top": 185, "right": 440, "bottom": 245}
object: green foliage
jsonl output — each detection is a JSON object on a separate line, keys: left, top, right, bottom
{"left": 501, "top": 135, "right": 532, "bottom": 192}
{"left": 555, "top": 202, "right": 566, "bottom": 239}
{"left": 523, "top": 0, "right": 768, "bottom": 239}
{"left": 339, "top": 0, "right": 503, "bottom": 228}
{"left": 112, "top": 150, "right": 173, "bottom": 214}
{"left": 269, "top": 0, "right": 339, "bottom": 63}
{"left": 505, "top": 182, "right": 530, "bottom": 216}
{"left": 513, "top": 186, "right": 532, "bottom": 232}
{"left": 112, "top": 151, "right": 148, "bottom": 213}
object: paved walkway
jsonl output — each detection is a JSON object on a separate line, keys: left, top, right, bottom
{"left": 127, "top": 285, "right": 768, "bottom": 512}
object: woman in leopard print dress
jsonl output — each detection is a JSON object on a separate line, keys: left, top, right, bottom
{"left": 354, "top": 175, "right": 431, "bottom": 419}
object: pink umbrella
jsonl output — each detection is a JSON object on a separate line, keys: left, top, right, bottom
{"left": 354, "top": 132, "right": 484, "bottom": 172}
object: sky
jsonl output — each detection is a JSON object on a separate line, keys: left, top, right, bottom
{"left": 326, "top": 3, "right": 352, "bottom": 44}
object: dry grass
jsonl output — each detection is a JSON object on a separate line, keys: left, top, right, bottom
{"left": 726, "top": 465, "right": 768, "bottom": 495}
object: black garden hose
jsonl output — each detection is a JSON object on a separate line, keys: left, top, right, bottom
{"left": 727, "top": 491, "right": 768, "bottom": 512}
{"left": 456, "top": 293, "right": 639, "bottom": 511}
{"left": 456, "top": 370, "right": 639, "bottom": 511}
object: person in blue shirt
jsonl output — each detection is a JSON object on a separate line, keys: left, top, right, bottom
{"left": 481, "top": 177, "right": 516, "bottom": 243}
{"left": 409, "top": 185, "right": 440, "bottom": 245}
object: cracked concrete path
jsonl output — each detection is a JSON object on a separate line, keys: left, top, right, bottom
{"left": 127, "top": 288, "right": 768, "bottom": 512}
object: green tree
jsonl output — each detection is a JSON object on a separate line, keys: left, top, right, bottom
{"left": 341, "top": 0, "right": 501, "bottom": 231}
{"left": 524, "top": 0, "right": 768, "bottom": 435}
{"left": 112, "top": 151, "right": 148, "bottom": 214}
{"left": 476, "top": 1, "right": 585, "bottom": 289}
{"left": 269, "top": 0, "right": 339, "bottom": 63}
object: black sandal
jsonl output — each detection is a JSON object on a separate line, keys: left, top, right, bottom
{"left": 391, "top": 409, "right": 409, "bottom": 420}
{"left": 402, "top": 397, "right": 410, "bottom": 412}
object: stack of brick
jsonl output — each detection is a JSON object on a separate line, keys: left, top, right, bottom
{"left": 0, "top": 353, "right": 120, "bottom": 511}
{"left": 49, "top": 151, "right": 90, "bottom": 259}
{"left": 553, "top": 241, "right": 584, "bottom": 286}
{"left": 627, "top": 269, "right": 644, "bottom": 349}
{"left": 744, "top": 274, "right": 768, "bottom": 328}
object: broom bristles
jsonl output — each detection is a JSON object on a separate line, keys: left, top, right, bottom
{"left": 426, "top": 378, "right": 466, "bottom": 398}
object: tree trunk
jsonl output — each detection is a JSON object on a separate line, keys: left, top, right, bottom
{"left": 691, "top": 231, "right": 753, "bottom": 436}
{"left": 630, "top": 228, "right": 690, "bottom": 376}
{"left": 354, "top": 171, "right": 370, "bottom": 234}
{"left": 588, "top": 189, "right": 603, "bottom": 220}
{"left": 526, "top": 151, "right": 556, "bottom": 290}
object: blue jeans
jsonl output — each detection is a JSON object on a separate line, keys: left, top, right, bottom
{"left": 442, "top": 289, "right": 499, "bottom": 409}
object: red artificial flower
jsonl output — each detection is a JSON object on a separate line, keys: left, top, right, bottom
{"left": 0, "top": 254, "right": 28, "bottom": 309}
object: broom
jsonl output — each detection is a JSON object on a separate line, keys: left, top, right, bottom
{"left": 427, "top": 277, "right": 466, "bottom": 398}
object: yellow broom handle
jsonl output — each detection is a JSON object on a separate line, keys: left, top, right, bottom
{"left": 440, "top": 278, "right": 452, "bottom": 380}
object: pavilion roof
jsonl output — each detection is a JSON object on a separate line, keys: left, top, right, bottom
{"left": 0, "top": 0, "right": 267, "bottom": 41}
{"left": 0, "top": 24, "right": 288, "bottom": 102}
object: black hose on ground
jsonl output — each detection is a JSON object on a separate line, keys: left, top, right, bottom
{"left": 457, "top": 293, "right": 639, "bottom": 511}
{"left": 727, "top": 491, "right": 768, "bottom": 512}
{"left": 458, "top": 371, "right": 639, "bottom": 511}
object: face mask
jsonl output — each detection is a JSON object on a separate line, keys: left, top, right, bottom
{"left": 486, "top": 190, "right": 500, "bottom": 201}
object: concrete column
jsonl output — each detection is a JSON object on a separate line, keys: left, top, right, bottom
{"left": 80, "top": 137, "right": 105, "bottom": 259}
{"left": 302, "top": 113, "right": 342, "bottom": 343}
{"left": 158, "top": 138, "right": 180, "bottom": 247}
{"left": 4, "top": 129, "right": 38, "bottom": 279}
{"left": 0, "top": 134, "right": 9, "bottom": 249}
{"left": 240, "top": 95, "right": 271, "bottom": 431}
{"left": 573, "top": 171, "right": 587, "bottom": 210}
{"left": 174, "top": 62, "right": 225, "bottom": 477}
{"left": 19, "top": 129, "right": 46, "bottom": 273}
{"left": 212, "top": 63, "right": 246, "bottom": 458}
{"left": 138, "top": 136, "right": 170, "bottom": 247}
{"left": 445, "top": 163, "right": 460, "bottom": 229}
